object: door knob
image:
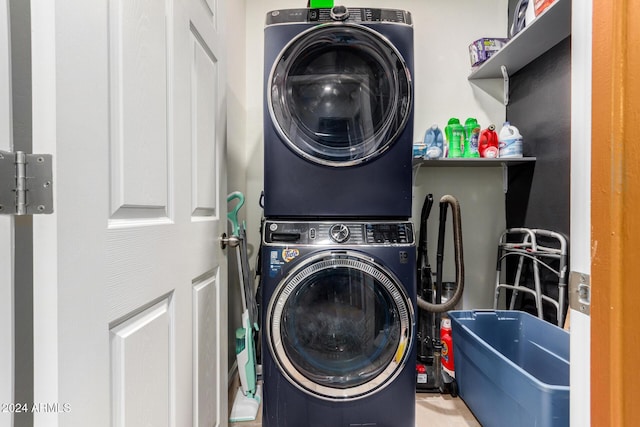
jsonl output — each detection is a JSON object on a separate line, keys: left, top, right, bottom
{"left": 220, "top": 233, "right": 240, "bottom": 250}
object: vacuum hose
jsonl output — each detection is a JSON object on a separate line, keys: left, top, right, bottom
{"left": 417, "top": 195, "right": 465, "bottom": 313}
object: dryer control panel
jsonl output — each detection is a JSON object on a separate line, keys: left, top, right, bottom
{"left": 264, "top": 221, "right": 414, "bottom": 246}
{"left": 266, "top": 7, "right": 412, "bottom": 25}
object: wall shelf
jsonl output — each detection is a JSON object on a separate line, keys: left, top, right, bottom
{"left": 413, "top": 157, "right": 536, "bottom": 192}
{"left": 413, "top": 157, "right": 536, "bottom": 168}
{"left": 468, "top": 0, "right": 571, "bottom": 81}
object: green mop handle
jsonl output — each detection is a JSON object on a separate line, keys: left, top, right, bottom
{"left": 226, "top": 191, "right": 245, "bottom": 237}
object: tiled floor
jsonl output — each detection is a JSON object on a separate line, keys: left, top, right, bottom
{"left": 228, "top": 383, "right": 481, "bottom": 427}
{"left": 415, "top": 393, "right": 481, "bottom": 427}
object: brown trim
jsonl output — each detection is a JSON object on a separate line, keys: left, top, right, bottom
{"left": 592, "top": 0, "right": 640, "bottom": 423}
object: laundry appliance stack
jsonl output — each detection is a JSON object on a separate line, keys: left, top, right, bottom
{"left": 260, "top": 5, "right": 416, "bottom": 427}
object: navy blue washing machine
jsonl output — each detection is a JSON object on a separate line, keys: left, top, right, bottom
{"left": 261, "top": 220, "right": 416, "bottom": 427}
{"left": 263, "top": 7, "right": 414, "bottom": 219}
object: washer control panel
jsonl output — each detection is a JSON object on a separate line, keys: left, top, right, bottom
{"left": 266, "top": 7, "right": 412, "bottom": 25}
{"left": 264, "top": 221, "right": 414, "bottom": 246}
{"left": 329, "top": 223, "right": 350, "bottom": 243}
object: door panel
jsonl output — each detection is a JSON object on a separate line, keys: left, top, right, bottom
{"left": 191, "top": 28, "right": 218, "bottom": 217}
{"left": 193, "top": 274, "right": 220, "bottom": 427}
{"left": 111, "top": 298, "right": 172, "bottom": 427}
{"left": 109, "top": 0, "right": 169, "bottom": 220}
{"left": 30, "top": 0, "right": 227, "bottom": 426}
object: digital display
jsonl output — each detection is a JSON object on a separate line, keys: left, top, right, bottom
{"left": 367, "top": 224, "right": 411, "bottom": 244}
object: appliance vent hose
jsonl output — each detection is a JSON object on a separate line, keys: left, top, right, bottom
{"left": 417, "top": 195, "right": 464, "bottom": 313}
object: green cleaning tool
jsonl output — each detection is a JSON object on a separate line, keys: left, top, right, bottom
{"left": 227, "top": 192, "right": 261, "bottom": 422}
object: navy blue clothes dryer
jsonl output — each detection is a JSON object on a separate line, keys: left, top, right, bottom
{"left": 263, "top": 7, "right": 414, "bottom": 219}
{"left": 261, "top": 220, "right": 417, "bottom": 427}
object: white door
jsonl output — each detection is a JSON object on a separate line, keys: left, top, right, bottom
{"left": 30, "top": 0, "right": 228, "bottom": 426}
{"left": 0, "top": 0, "right": 14, "bottom": 426}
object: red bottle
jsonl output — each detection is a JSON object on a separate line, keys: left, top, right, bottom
{"left": 441, "top": 318, "right": 455, "bottom": 373}
{"left": 478, "top": 124, "right": 499, "bottom": 158}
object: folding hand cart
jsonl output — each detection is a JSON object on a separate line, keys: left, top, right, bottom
{"left": 493, "top": 228, "right": 568, "bottom": 327}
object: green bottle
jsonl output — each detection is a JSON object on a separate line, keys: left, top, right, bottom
{"left": 310, "top": 0, "right": 334, "bottom": 7}
{"left": 463, "top": 118, "right": 481, "bottom": 158}
{"left": 445, "top": 118, "right": 465, "bottom": 158}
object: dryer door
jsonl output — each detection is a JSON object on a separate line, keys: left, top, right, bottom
{"left": 268, "top": 24, "right": 412, "bottom": 167}
{"left": 266, "top": 250, "right": 414, "bottom": 401}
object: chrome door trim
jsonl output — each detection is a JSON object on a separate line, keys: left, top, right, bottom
{"left": 267, "top": 22, "right": 412, "bottom": 167}
{"left": 266, "top": 250, "right": 414, "bottom": 401}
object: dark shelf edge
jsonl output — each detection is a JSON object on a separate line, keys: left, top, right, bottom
{"left": 413, "top": 157, "right": 537, "bottom": 167}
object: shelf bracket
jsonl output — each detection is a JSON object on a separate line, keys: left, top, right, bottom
{"left": 501, "top": 65, "right": 509, "bottom": 106}
{"left": 502, "top": 163, "right": 509, "bottom": 193}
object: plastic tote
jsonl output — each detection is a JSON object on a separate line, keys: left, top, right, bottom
{"left": 448, "top": 310, "right": 569, "bottom": 427}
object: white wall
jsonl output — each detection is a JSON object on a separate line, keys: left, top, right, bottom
{"left": 226, "top": 0, "right": 248, "bottom": 372}
{"left": 243, "top": 0, "right": 509, "bottom": 310}
{"left": 228, "top": 2, "right": 247, "bottom": 198}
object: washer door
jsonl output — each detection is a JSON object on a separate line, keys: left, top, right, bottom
{"left": 267, "top": 251, "right": 414, "bottom": 401}
{"left": 268, "top": 24, "right": 412, "bottom": 167}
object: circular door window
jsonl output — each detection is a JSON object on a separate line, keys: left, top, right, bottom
{"left": 268, "top": 24, "right": 412, "bottom": 166}
{"left": 267, "top": 251, "right": 413, "bottom": 401}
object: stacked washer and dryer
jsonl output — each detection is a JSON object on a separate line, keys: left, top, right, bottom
{"left": 261, "top": 6, "right": 416, "bottom": 426}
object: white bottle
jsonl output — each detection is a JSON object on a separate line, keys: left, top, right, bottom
{"left": 498, "top": 122, "right": 523, "bottom": 158}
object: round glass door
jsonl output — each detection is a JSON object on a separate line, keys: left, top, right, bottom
{"left": 268, "top": 24, "right": 412, "bottom": 166}
{"left": 267, "top": 251, "right": 413, "bottom": 401}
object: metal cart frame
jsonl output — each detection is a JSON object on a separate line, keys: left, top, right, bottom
{"left": 493, "top": 228, "right": 568, "bottom": 327}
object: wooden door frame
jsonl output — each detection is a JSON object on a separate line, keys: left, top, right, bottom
{"left": 591, "top": 0, "right": 640, "bottom": 424}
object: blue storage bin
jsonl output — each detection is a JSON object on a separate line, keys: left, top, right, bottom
{"left": 448, "top": 310, "right": 569, "bottom": 427}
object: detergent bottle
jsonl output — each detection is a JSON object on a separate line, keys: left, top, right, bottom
{"left": 444, "top": 118, "right": 465, "bottom": 158}
{"left": 424, "top": 124, "right": 445, "bottom": 159}
{"left": 498, "top": 121, "right": 524, "bottom": 158}
{"left": 441, "top": 317, "right": 455, "bottom": 375}
{"left": 478, "top": 124, "right": 499, "bottom": 158}
{"left": 463, "top": 118, "right": 481, "bottom": 158}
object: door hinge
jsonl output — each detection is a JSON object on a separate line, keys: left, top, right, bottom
{"left": 0, "top": 150, "right": 53, "bottom": 215}
{"left": 569, "top": 271, "right": 590, "bottom": 316}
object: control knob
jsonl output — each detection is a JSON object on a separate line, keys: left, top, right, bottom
{"left": 329, "top": 223, "right": 350, "bottom": 243}
{"left": 330, "top": 5, "right": 350, "bottom": 21}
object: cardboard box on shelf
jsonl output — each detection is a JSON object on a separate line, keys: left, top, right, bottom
{"left": 468, "top": 38, "right": 509, "bottom": 68}
{"left": 534, "top": 0, "right": 556, "bottom": 16}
